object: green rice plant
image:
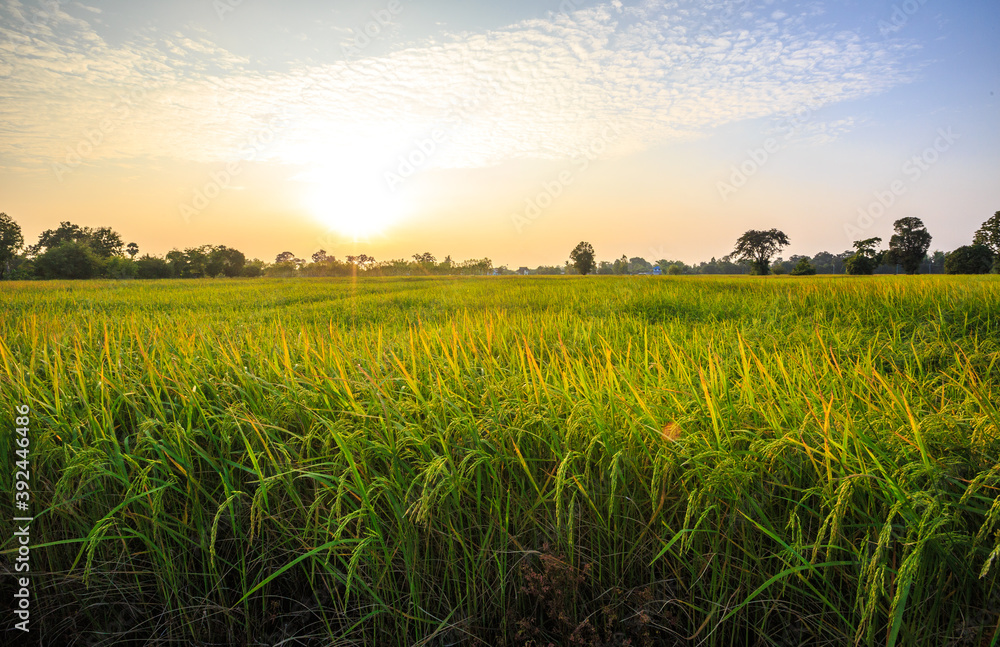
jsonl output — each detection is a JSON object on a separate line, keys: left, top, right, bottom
{"left": 0, "top": 275, "right": 998, "bottom": 645}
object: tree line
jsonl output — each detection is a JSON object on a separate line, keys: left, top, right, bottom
{"left": 566, "top": 215, "right": 1000, "bottom": 277}
{"left": 0, "top": 217, "right": 500, "bottom": 280}
{"left": 0, "top": 213, "right": 997, "bottom": 281}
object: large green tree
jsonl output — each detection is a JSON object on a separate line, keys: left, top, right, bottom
{"left": 732, "top": 229, "right": 790, "bottom": 275}
{"left": 886, "top": 217, "right": 932, "bottom": 275}
{"left": 973, "top": 211, "right": 1000, "bottom": 272}
{"left": 33, "top": 221, "right": 124, "bottom": 258}
{"left": 944, "top": 245, "right": 994, "bottom": 275}
{"left": 34, "top": 241, "right": 104, "bottom": 279}
{"left": 973, "top": 211, "right": 1000, "bottom": 253}
{"left": 207, "top": 245, "right": 247, "bottom": 278}
{"left": 569, "top": 241, "right": 596, "bottom": 276}
{"left": 0, "top": 212, "right": 24, "bottom": 279}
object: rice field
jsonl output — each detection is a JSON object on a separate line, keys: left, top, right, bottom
{"left": 2, "top": 275, "right": 999, "bottom": 646}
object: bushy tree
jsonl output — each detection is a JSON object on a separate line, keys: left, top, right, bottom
{"left": 811, "top": 251, "right": 850, "bottom": 275}
{"left": 33, "top": 221, "right": 124, "bottom": 258}
{"left": 845, "top": 237, "right": 883, "bottom": 276}
{"left": 0, "top": 212, "right": 24, "bottom": 279}
{"left": 136, "top": 255, "right": 173, "bottom": 279}
{"left": 790, "top": 257, "right": 817, "bottom": 275}
{"left": 126, "top": 242, "right": 139, "bottom": 259}
{"left": 167, "top": 247, "right": 209, "bottom": 278}
{"left": 628, "top": 257, "right": 652, "bottom": 274}
{"left": 242, "top": 259, "right": 266, "bottom": 278}
{"left": 104, "top": 256, "right": 138, "bottom": 279}
{"left": 945, "top": 245, "right": 994, "bottom": 275}
{"left": 569, "top": 242, "right": 596, "bottom": 276}
{"left": 732, "top": 229, "right": 789, "bottom": 275}
{"left": 207, "top": 246, "right": 246, "bottom": 278}
{"left": 973, "top": 211, "right": 1000, "bottom": 273}
{"left": 88, "top": 227, "right": 125, "bottom": 257}
{"left": 34, "top": 241, "right": 104, "bottom": 279}
{"left": 973, "top": 212, "right": 1000, "bottom": 254}
{"left": 886, "top": 217, "right": 932, "bottom": 275}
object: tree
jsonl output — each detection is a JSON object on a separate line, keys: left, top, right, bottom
{"left": 945, "top": 245, "right": 994, "bottom": 275}
{"left": 628, "top": 257, "right": 653, "bottom": 274}
{"left": 811, "top": 251, "right": 848, "bottom": 275}
{"left": 33, "top": 221, "right": 86, "bottom": 255}
{"left": 886, "top": 217, "right": 932, "bottom": 275}
{"left": 34, "top": 241, "right": 103, "bottom": 279}
{"left": 135, "top": 255, "right": 173, "bottom": 279}
{"left": 275, "top": 251, "right": 295, "bottom": 265}
{"left": 104, "top": 256, "right": 138, "bottom": 279}
{"left": 207, "top": 246, "right": 247, "bottom": 277}
{"left": 973, "top": 211, "right": 1000, "bottom": 273}
{"left": 0, "top": 213, "right": 24, "bottom": 279}
{"left": 312, "top": 250, "right": 329, "bottom": 264}
{"left": 613, "top": 255, "right": 629, "bottom": 275}
{"left": 973, "top": 212, "right": 1000, "bottom": 254}
{"left": 731, "top": 229, "right": 790, "bottom": 275}
{"left": 790, "top": 257, "right": 817, "bottom": 276}
{"left": 126, "top": 242, "right": 139, "bottom": 259}
{"left": 569, "top": 242, "right": 596, "bottom": 276}
{"left": 33, "top": 221, "right": 123, "bottom": 258}
{"left": 242, "top": 259, "right": 266, "bottom": 278}
{"left": 88, "top": 227, "right": 124, "bottom": 257}
{"left": 845, "top": 237, "right": 883, "bottom": 276}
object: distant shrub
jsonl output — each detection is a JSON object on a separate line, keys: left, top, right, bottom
{"left": 104, "top": 256, "right": 138, "bottom": 279}
{"left": 790, "top": 258, "right": 817, "bottom": 276}
{"left": 136, "top": 255, "right": 173, "bottom": 279}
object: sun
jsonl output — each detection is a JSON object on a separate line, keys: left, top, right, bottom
{"left": 300, "top": 164, "right": 409, "bottom": 240}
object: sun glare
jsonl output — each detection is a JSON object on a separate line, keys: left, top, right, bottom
{"left": 302, "top": 166, "right": 409, "bottom": 240}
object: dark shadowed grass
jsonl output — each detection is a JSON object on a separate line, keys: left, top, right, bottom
{"left": 1, "top": 275, "right": 999, "bottom": 645}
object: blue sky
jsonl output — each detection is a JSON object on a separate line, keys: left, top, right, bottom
{"left": 0, "top": 0, "right": 997, "bottom": 265}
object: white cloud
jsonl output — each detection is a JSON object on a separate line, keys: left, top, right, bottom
{"left": 0, "top": 0, "right": 914, "bottom": 176}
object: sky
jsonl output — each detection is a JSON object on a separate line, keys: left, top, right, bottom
{"left": 1, "top": 0, "right": 998, "bottom": 267}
